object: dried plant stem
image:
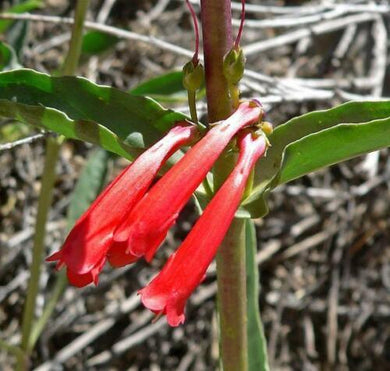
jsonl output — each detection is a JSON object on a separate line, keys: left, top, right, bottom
{"left": 200, "top": 0, "right": 248, "bottom": 370}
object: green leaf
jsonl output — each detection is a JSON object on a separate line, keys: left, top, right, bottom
{"left": 246, "top": 219, "right": 269, "bottom": 371}
{"left": 0, "top": 69, "right": 187, "bottom": 159}
{"left": 131, "top": 71, "right": 188, "bottom": 103}
{"left": 278, "top": 119, "right": 390, "bottom": 185}
{"left": 5, "top": 18, "right": 29, "bottom": 58}
{"left": 244, "top": 101, "right": 390, "bottom": 217}
{"left": 81, "top": 31, "right": 119, "bottom": 55}
{"left": 131, "top": 70, "right": 206, "bottom": 103}
{"left": 0, "top": 42, "right": 21, "bottom": 71}
{"left": 67, "top": 148, "right": 109, "bottom": 226}
{"left": 0, "top": 122, "right": 31, "bottom": 143}
{"left": 0, "top": 0, "right": 43, "bottom": 33}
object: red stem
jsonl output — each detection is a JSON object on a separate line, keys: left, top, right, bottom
{"left": 185, "top": 0, "right": 200, "bottom": 64}
{"left": 200, "top": 1, "right": 249, "bottom": 371}
{"left": 200, "top": 0, "right": 233, "bottom": 121}
{"left": 235, "top": 0, "right": 246, "bottom": 48}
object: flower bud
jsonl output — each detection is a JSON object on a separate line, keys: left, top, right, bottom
{"left": 260, "top": 121, "right": 273, "bottom": 135}
{"left": 223, "top": 47, "right": 246, "bottom": 85}
{"left": 182, "top": 61, "right": 204, "bottom": 92}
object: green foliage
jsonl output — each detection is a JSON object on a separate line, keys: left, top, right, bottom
{"left": 0, "top": 0, "right": 42, "bottom": 33}
{"left": 245, "top": 219, "right": 269, "bottom": 371}
{"left": 0, "top": 121, "right": 30, "bottom": 143}
{"left": 1, "top": 70, "right": 389, "bottom": 221}
{"left": 5, "top": 19, "right": 29, "bottom": 58}
{"left": 67, "top": 148, "right": 110, "bottom": 226}
{"left": 243, "top": 101, "right": 390, "bottom": 217}
{"left": 0, "top": 41, "right": 21, "bottom": 70}
{"left": 132, "top": 70, "right": 205, "bottom": 103}
{"left": 131, "top": 70, "right": 188, "bottom": 103}
{"left": 278, "top": 119, "right": 390, "bottom": 184}
{"left": 81, "top": 31, "right": 119, "bottom": 55}
{"left": 0, "top": 68, "right": 187, "bottom": 159}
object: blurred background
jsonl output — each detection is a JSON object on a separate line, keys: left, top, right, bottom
{"left": 1, "top": 0, "right": 390, "bottom": 369}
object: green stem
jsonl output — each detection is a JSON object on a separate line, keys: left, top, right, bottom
{"left": 229, "top": 82, "right": 240, "bottom": 109}
{"left": 201, "top": 177, "right": 213, "bottom": 198}
{"left": 19, "top": 136, "right": 61, "bottom": 368}
{"left": 200, "top": 0, "right": 232, "bottom": 121}
{"left": 28, "top": 271, "right": 67, "bottom": 349}
{"left": 216, "top": 218, "right": 248, "bottom": 371}
{"left": 187, "top": 90, "right": 198, "bottom": 123}
{"left": 0, "top": 340, "right": 25, "bottom": 368}
{"left": 17, "top": 2, "right": 89, "bottom": 369}
{"left": 62, "top": 0, "right": 90, "bottom": 76}
{"left": 200, "top": 1, "right": 248, "bottom": 370}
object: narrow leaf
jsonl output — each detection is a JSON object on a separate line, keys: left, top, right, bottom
{"left": 131, "top": 70, "right": 188, "bottom": 103}
{"left": 5, "top": 18, "right": 29, "bottom": 58}
{"left": 0, "top": 42, "right": 21, "bottom": 71}
{"left": 244, "top": 101, "right": 390, "bottom": 217}
{"left": 67, "top": 148, "right": 109, "bottom": 226}
{"left": 0, "top": 69, "right": 187, "bottom": 158}
{"left": 0, "top": 99, "right": 137, "bottom": 160}
{"left": 131, "top": 70, "right": 205, "bottom": 103}
{"left": 278, "top": 118, "right": 390, "bottom": 184}
{"left": 246, "top": 219, "right": 269, "bottom": 371}
{"left": 0, "top": 41, "right": 20, "bottom": 71}
{"left": 0, "top": 0, "right": 43, "bottom": 33}
{"left": 81, "top": 31, "right": 119, "bottom": 55}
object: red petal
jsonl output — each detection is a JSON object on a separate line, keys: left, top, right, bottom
{"left": 67, "top": 269, "right": 94, "bottom": 287}
{"left": 66, "top": 255, "right": 106, "bottom": 287}
{"left": 107, "top": 240, "right": 138, "bottom": 267}
{"left": 139, "top": 131, "right": 267, "bottom": 326}
{"left": 47, "top": 124, "right": 197, "bottom": 286}
{"left": 114, "top": 101, "right": 263, "bottom": 262}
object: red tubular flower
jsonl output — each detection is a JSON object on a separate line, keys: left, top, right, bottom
{"left": 47, "top": 123, "right": 197, "bottom": 287}
{"left": 111, "top": 101, "right": 263, "bottom": 263}
{"left": 139, "top": 130, "right": 267, "bottom": 326}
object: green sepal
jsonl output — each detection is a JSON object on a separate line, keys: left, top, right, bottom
{"left": 223, "top": 47, "right": 246, "bottom": 85}
{"left": 182, "top": 61, "right": 204, "bottom": 92}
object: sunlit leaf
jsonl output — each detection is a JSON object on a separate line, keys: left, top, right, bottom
{"left": 244, "top": 101, "right": 390, "bottom": 217}
{"left": 0, "top": 69, "right": 188, "bottom": 159}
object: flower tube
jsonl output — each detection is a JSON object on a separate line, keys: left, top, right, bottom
{"left": 47, "top": 123, "right": 197, "bottom": 287}
{"left": 112, "top": 101, "right": 263, "bottom": 262}
{"left": 139, "top": 130, "right": 268, "bottom": 326}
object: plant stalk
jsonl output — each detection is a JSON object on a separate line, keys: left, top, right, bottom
{"left": 19, "top": 136, "right": 61, "bottom": 368}
{"left": 187, "top": 90, "right": 199, "bottom": 123}
{"left": 216, "top": 218, "right": 248, "bottom": 371}
{"left": 200, "top": 1, "right": 248, "bottom": 370}
{"left": 17, "top": 2, "right": 89, "bottom": 369}
{"left": 200, "top": 0, "right": 232, "bottom": 121}
{"left": 28, "top": 271, "right": 67, "bottom": 349}
{"left": 62, "top": 0, "right": 90, "bottom": 76}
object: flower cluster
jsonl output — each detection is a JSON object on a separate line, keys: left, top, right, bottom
{"left": 48, "top": 100, "right": 268, "bottom": 325}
